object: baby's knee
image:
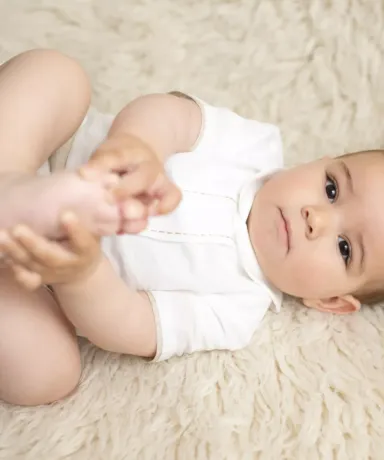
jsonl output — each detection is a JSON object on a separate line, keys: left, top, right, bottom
{"left": 1, "top": 355, "right": 81, "bottom": 406}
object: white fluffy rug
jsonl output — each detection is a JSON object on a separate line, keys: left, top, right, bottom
{"left": 1, "top": 1, "right": 384, "bottom": 459}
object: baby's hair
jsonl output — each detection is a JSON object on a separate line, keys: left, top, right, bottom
{"left": 356, "top": 290, "right": 384, "bottom": 305}
{"left": 339, "top": 148, "right": 384, "bottom": 159}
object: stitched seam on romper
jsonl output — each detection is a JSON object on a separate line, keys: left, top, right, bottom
{"left": 146, "top": 228, "right": 234, "bottom": 240}
{"left": 182, "top": 189, "right": 237, "bottom": 203}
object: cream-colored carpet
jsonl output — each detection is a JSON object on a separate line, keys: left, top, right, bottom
{"left": 1, "top": 1, "right": 384, "bottom": 459}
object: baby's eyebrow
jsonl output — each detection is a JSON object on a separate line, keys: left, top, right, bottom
{"left": 339, "top": 160, "right": 354, "bottom": 195}
{"left": 356, "top": 231, "right": 366, "bottom": 275}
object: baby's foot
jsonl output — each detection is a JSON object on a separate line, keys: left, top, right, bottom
{"left": 0, "top": 171, "right": 121, "bottom": 239}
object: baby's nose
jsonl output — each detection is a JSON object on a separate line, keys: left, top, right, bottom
{"left": 301, "top": 206, "right": 331, "bottom": 239}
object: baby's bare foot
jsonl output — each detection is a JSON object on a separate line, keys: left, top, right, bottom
{"left": 0, "top": 171, "right": 120, "bottom": 239}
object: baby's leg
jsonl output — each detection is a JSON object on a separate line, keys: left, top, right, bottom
{"left": 0, "top": 268, "right": 81, "bottom": 406}
{"left": 0, "top": 49, "right": 119, "bottom": 238}
{"left": 0, "top": 172, "right": 120, "bottom": 239}
{"left": 0, "top": 51, "right": 99, "bottom": 406}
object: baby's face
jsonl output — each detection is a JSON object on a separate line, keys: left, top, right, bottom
{"left": 248, "top": 151, "right": 384, "bottom": 304}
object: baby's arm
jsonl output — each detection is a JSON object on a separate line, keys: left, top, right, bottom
{"left": 53, "top": 255, "right": 157, "bottom": 358}
{"left": 83, "top": 93, "right": 203, "bottom": 231}
{"left": 107, "top": 92, "right": 202, "bottom": 162}
{"left": 0, "top": 211, "right": 156, "bottom": 357}
{"left": 52, "top": 95, "right": 204, "bottom": 357}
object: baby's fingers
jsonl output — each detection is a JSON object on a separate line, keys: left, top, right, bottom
{"left": 155, "top": 182, "right": 182, "bottom": 215}
{"left": 11, "top": 225, "right": 75, "bottom": 267}
{"left": 0, "top": 230, "right": 32, "bottom": 264}
{"left": 11, "top": 263, "right": 42, "bottom": 290}
{"left": 114, "top": 161, "right": 161, "bottom": 200}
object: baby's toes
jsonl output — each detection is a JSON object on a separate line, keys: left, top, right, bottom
{"left": 120, "top": 219, "right": 148, "bottom": 234}
{"left": 93, "top": 203, "right": 120, "bottom": 235}
{"left": 116, "top": 200, "right": 149, "bottom": 235}
{"left": 120, "top": 199, "right": 148, "bottom": 221}
{"left": 101, "top": 173, "right": 120, "bottom": 190}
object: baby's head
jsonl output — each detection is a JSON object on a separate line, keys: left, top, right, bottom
{"left": 248, "top": 149, "right": 384, "bottom": 313}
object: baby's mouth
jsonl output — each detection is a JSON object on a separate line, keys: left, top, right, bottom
{"left": 279, "top": 208, "right": 291, "bottom": 252}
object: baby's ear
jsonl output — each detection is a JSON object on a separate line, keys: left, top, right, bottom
{"left": 303, "top": 295, "right": 361, "bottom": 315}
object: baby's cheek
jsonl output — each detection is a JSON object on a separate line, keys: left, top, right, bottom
{"left": 284, "top": 253, "right": 339, "bottom": 298}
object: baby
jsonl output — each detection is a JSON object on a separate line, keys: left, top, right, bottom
{"left": 0, "top": 49, "right": 383, "bottom": 406}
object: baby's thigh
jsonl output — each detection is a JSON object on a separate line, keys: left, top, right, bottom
{"left": 0, "top": 269, "right": 81, "bottom": 406}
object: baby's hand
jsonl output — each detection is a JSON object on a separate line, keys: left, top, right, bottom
{"left": 0, "top": 212, "right": 102, "bottom": 290}
{"left": 80, "top": 133, "right": 182, "bottom": 233}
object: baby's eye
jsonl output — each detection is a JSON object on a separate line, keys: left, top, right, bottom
{"left": 325, "top": 174, "right": 338, "bottom": 203}
{"left": 338, "top": 236, "right": 351, "bottom": 265}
